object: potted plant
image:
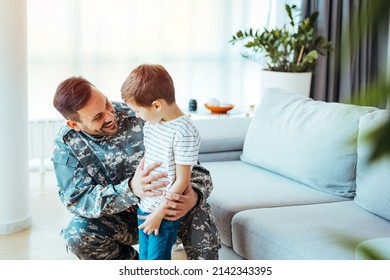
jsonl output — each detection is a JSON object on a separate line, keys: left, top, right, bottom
{"left": 230, "top": 4, "right": 333, "bottom": 97}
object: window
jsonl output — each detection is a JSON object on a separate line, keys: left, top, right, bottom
{"left": 28, "top": 0, "right": 295, "bottom": 120}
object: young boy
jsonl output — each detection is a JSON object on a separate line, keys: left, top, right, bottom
{"left": 121, "top": 64, "right": 201, "bottom": 260}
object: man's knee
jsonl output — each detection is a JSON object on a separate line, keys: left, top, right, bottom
{"left": 61, "top": 216, "right": 139, "bottom": 260}
{"left": 61, "top": 220, "right": 93, "bottom": 259}
{"left": 179, "top": 206, "right": 221, "bottom": 260}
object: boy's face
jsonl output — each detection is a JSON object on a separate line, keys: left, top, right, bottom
{"left": 127, "top": 101, "right": 162, "bottom": 124}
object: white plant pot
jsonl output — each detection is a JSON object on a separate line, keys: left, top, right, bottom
{"left": 260, "top": 70, "right": 312, "bottom": 100}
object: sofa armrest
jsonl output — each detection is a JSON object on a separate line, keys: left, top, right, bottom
{"left": 193, "top": 116, "right": 252, "bottom": 162}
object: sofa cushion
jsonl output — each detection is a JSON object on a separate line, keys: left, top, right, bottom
{"left": 198, "top": 150, "right": 242, "bottom": 163}
{"left": 232, "top": 201, "right": 390, "bottom": 260}
{"left": 355, "top": 238, "right": 390, "bottom": 260}
{"left": 219, "top": 244, "right": 245, "bottom": 260}
{"left": 194, "top": 117, "right": 251, "bottom": 154}
{"left": 203, "top": 160, "right": 350, "bottom": 247}
{"left": 354, "top": 110, "right": 390, "bottom": 220}
{"left": 241, "top": 88, "right": 378, "bottom": 197}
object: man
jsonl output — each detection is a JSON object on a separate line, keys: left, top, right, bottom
{"left": 51, "top": 76, "right": 220, "bottom": 260}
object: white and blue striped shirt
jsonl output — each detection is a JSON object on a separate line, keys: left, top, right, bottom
{"left": 138, "top": 115, "right": 200, "bottom": 213}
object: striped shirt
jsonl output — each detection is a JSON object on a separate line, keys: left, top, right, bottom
{"left": 138, "top": 115, "right": 201, "bottom": 213}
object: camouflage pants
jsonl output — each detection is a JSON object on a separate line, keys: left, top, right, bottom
{"left": 61, "top": 205, "right": 220, "bottom": 260}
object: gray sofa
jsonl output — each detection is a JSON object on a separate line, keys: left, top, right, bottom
{"left": 194, "top": 88, "right": 390, "bottom": 260}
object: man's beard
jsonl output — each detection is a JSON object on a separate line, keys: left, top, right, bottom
{"left": 100, "top": 119, "right": 118, "bottom": 135}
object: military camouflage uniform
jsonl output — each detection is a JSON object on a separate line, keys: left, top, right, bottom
{"left": 51, "top": 102, "right": 220, "bottom": 260}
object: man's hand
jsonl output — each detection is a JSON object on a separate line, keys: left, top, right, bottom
{"left": 130, "top": 157, "right": 169, "bottom": 199}
{"left": 162, "top": 184, "right": 199, "bottom": 221}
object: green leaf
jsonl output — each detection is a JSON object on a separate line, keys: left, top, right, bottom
{"left": 285, "top": 4, "right": 294, "bottom": 26}
{"left": 229, "top": 2, "right": 333, "bottom": 73}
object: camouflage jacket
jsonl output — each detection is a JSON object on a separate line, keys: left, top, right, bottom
{"left": 51, "top": 102, "right": 212, "bottom": 218}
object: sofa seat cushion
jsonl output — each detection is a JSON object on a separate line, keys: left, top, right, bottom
{"left": 219, "top": 244, "right": 245, "bottom": 260}
{"left": 203, "top": 160, "right": 350, "bottom": 247}
{"left": 355, "top": 238, "right": 390, "bottom": 260}
{"left": 354, "top": 110, "right": 390, "bottom": 221}
{"left": 232, "top": 201, "right": 390, "bottom": 260}
{"left": 241, "top": 88, "right": 378, "bottom": 197}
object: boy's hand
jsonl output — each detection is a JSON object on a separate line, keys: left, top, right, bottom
{"left": 138, "top": 210, "right": 165, "bottom": 235}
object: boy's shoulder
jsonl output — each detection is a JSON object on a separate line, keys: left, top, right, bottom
{"left": 174, "top": 115, "right": 199, "bottom": 137}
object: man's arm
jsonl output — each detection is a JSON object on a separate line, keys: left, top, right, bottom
{"left": 189, "top": 164, "right": 213, "bottom": 202}
{"left": 52, "top": 142, "right": 139, "bottom": 218}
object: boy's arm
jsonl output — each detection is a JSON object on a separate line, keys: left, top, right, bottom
{"left": 138, "top": 164, "right": 191, "bottom": 235}
{"left": 167, "top": 164, "right": 192, "bottom": 196}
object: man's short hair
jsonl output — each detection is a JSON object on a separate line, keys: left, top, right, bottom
{"left": 53, "top": 76, "right": 94, "bottom": 121}
{"left": 121, "top": 64, "right": 175, "bottom": 107}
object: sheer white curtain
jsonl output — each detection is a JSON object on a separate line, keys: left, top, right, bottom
{"left": 28, "top": 0, "right": 295, "bottom": 120}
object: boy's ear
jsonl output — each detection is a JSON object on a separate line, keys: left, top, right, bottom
{"left": 66, "top": 120, "right": 82, "bottom": 131}
{"left": 152, "top": 99, "right": 163, "bottom": 111}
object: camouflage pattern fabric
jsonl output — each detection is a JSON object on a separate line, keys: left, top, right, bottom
{"left": 52, "top": 102, "right": 221, "bottom": 260}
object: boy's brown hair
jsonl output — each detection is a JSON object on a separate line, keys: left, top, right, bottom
{"left": 121, "top": 64, "right": 175, "bottom": 107}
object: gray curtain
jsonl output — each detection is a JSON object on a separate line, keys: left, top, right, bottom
{"left": 302, "top": 0, "right": 389, "bottom": 107}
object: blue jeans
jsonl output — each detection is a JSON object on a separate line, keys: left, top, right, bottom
{"left": 137, "top": 208, "right": 182, "bottom": 260}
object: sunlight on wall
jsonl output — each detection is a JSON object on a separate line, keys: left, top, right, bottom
{"left": 27, "top": 0, "right": 295, "bottom": 120}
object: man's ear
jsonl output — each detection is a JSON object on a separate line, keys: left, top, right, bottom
{"left": 66, "top": 120, "right": 82, "bottom": 131}
{"left": 152, "top": 100, "right": 163, "bottom": 111}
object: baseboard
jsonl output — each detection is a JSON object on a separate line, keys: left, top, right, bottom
{"left": 0, "top": 215, "right": 32, "bottom": 235}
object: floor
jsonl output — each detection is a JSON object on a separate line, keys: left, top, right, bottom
{"left": 0, "top": 170, "right": 186, "bottom": 260}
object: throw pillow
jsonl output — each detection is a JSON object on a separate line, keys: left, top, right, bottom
{"left": 354, "top": 110, "right": 390, "bottom": 220}
{"left": 241, "top": 88, "right": 378, "bottom": 197}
